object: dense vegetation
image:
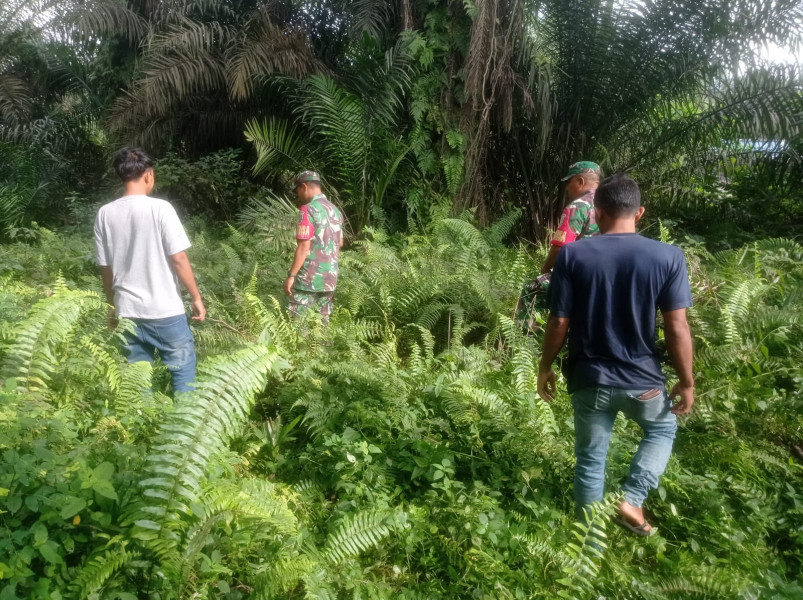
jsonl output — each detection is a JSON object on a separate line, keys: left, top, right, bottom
{"left": 1, "top": 0, "right": 802, "bottom": 598}
{"left": 0, "top": 215, "right": 802, "bottom": 598}
{"left": 1, "top": 0, "right": 802, "bottom": 239}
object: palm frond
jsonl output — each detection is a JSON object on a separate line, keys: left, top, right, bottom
{"left": 0, "top": 74, "right": 33, "bottom": 126}
{"left": 347, "top": 0, "right": 393, "bottom": 39}
{"left": 297, "top": 75, "right": 368, "bottom": 188}
{"left": 226, "top": 19, "right": 321, "bottom": 101}
{"left": 62, "top": 0, "right": 147, "bottom": 44}
{"left": 245, "top": 117, "right": 315, "bottom": 176}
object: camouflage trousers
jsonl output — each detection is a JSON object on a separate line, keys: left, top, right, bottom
{"left": 289, "top": 289, "right": 335, "bottom": 323}
{"left": 514, "top": 273, "right": 551, "bottom": 333}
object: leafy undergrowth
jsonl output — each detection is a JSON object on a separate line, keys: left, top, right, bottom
{"left": 0, "top": 216, "right": 801, "bottom": 599}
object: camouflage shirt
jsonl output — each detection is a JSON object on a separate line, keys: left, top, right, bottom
{"left": 294, "top": 194, "right": 343, "bottom": 292}
{"left": 550, "top": 189, "right": 599, "bottom": 247}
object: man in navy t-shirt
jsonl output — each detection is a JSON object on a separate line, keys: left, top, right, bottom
{"left": 538, "top": 173, "right": 694, "bottom": 536}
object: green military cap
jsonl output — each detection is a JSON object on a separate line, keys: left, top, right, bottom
{"left": 561, "top": 161, "right": 601, "bottom": 181}
{"left": 295, "top": 170, "right": 321, "bottom": 184}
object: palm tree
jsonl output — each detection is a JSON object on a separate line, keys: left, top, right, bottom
{"left": 0, "top": 1, "right": 67, "bottom": 133}
{"left": 0, "top": 1, "right": 113, "bottom": 230}
{"left": 88, "top": 0, "right": 327, "bottom": 154}
{"left": 452, "top": 0, "right": 803, "bottom": 234}
{"left": 244, "top": 39, "right": 416, "bottom": 231}
{"left": 4, "top": 0, "right": 801, "bottom": 237}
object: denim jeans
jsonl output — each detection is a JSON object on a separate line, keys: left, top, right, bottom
{"left": 572, "top": 385, "right": 677, "bottom": 515}
{"left": 121, "top": 314, "right": 197, "bottom": 394}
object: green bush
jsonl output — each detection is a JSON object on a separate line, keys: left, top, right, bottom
{"left": 155, "top": 149, "right": 264, "bottom": 220}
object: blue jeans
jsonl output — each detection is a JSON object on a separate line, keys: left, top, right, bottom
{"left": 572, "top": 385, "right": 677, "bottom": 515}
{"left": 121, "top": 314, "right": 197, "bottom": 394}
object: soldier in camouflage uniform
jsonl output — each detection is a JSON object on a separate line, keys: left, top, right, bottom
{"left": 283, "top": 171, "right": 343, "bottom": 323}
{"left": 516, "top": 161, "right": 601, "bottom": 332}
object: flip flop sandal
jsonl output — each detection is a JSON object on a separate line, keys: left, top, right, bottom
{"left": 614, "top": 517, "right": 656, "bottom": 537}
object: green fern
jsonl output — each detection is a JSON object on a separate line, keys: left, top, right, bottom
{"left": 556, "top": 494, "right": 620, "bottom": 598}
{"left": 637, "top": 575, "right": 736, "bottom": 599}
{"left": 253, "top": 553, "right": 317, "bottom": 598}
{"left": 510, "top": 345, "right": 537, "bottom": 393}
{"left": 434, "top": 218, "right": 490, "bottom": 256}
{"left": 323, "top": 509, "right": 403, "bottom": 564}
{"left": 128, "top": 345, "right": 286, "bottom": 562}
{"left": 69, "top": 544, "right": 134, "bottom": 600}
{"left": 245, "top": 292, "right": 298, "bottom": 350}
{"left": 204, "top": 478, "right": 299, "bottom": 535}
{"left": 482, "top": 207, "right": 522, "bottom": 245}
{"left": 1, "top": 288, "right": 102, "bottom": 391}
{"left": 77, "top": 335, "right": 123, "bottom": 395}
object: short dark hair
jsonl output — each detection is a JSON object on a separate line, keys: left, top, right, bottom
{"left": 594, "top": 173, "right": 641, "bottom": 217}
{"left": 113, "top": 147, "right": 155, "bottom": 182}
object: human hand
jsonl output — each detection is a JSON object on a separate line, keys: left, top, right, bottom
{"left": 283, "top": 276, "right": 295, "bottom": 296}
{"left": 191, "top": 297, "right": 206, "bottom": 321}
{"left": 669, "top": 382, "right": 694, "bottom": 415}
{"left": 537, "top": 368, "right": 557, "bottom": 402}
{"left": 107, "top": 306, "right": 118, "bottom": 330}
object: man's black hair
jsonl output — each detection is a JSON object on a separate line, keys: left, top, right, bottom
{"left": 594, "top": 173, "right": 641, "bottom": 217}
{"left": 113, "top": 147, "right": 155, "bottom": 182}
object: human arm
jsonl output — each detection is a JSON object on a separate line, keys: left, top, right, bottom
{"left": 542, "top": 202, "right": 585, "bottom": 274}
{"left": 284, "top": 239, "right": 312, "bottom": 295}
{"left": 169, "top": 251, "right": 206, "bottom": 321}
{"left": 538, "top": 246, "right": 574, "bottom": 401}
{"left": 662, "top": 308, "right": 694, "bottom": 415}
{"left": 100, "top": 266, "right": 117, "bottom": 328}
{"left": 537, "top": 315, "right": 570, "bottom": 402}
{"left": 158, "top": 204, "right": 203, "bottom": 319}
{"left": 540, "top": 245, "right": 561, "bottom": 274}
{"left": 94, "top": 214, "right": 117, "bottom": 328}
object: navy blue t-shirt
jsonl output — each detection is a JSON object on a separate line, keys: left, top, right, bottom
{"left": 549, "top": 233, "right": 693, "bottom": 393}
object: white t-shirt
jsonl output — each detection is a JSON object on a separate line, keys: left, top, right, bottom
{"left": 94, "top": 195, "right": 191, "bottom": 319}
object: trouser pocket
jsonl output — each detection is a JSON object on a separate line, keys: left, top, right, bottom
{"left": 626, "top": 388, "right": 664, "bottom": 402}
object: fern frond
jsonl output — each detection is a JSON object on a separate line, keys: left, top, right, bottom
{"left": 203, "top": 478, "right": 299, "bottom": 536}
{"left": 253, "top": 553, "right": 317, "bottom": 598}
{"left": 78, "top": 335, "right": 123, "bottom": 395}
{"left": 457, "top": 383, "right": 511, "bottom": 423}
{"left": 483, "top": 207, "right": 522, "bottom": 245}
{"left": 245, "top": 293, "right": 298, "bottom": 350}
{"left": 323, "top": 509, "right": 400, "bottom": 564}
{"left": 511, "top": 346, "right": 537, "bottom": 393}
{"left": 434, "top": 218, "right": 490, "bottom": 256}
{"left": 69, "top": 545, "right": 134, "bottom": 600}
{"left": 129, "top": 345, "right": 285, "bottom": 561}
{"left": 557, "top": 493, "right": 620, "bottom": 595}
{"left": 638, "top": 575, "right": 736, "bottom": 599}
{"left": 512, "top": 531, "right": 568, "bottom": 567}
{"left": 1, "top": 289, "right": 102, "bottom": 391}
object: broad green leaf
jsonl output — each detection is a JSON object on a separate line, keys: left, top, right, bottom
{"left": 32, "top": 522, "right": 48, "bottom": 546}
{"left": 59, "top": 497, "right": 87, "bottom": 519}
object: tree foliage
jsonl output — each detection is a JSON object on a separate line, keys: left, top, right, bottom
{"left": 2, "top": 0, "right": 801, "bottom": 236}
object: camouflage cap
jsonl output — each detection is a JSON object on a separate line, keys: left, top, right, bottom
{"left": 295, "top": 170, "right": 321, "bottom": 184}
{"left": 561, "top": 161, "right": 601, "bottom": 181}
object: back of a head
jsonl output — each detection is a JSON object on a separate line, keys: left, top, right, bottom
{"left": 113, "top": 147, "right": 154, "bottom": 182}
{"left": 594, "top": 173, "right": 640, "bottom": 217}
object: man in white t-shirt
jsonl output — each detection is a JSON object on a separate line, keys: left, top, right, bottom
{"left": 94, "top": 147, "right": 206, "bottom": 394}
